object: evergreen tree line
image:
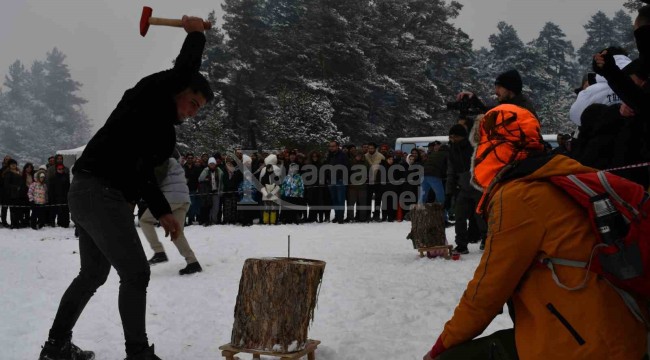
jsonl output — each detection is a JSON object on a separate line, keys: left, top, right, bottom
{"left": 0, "top": 2, "right": 642, "bottom": 162}
{"left": 0, "top": 48, "right": 91, "bottom": 164}
{"left": 179, "top": 2, "right": 640, "bottom": 150}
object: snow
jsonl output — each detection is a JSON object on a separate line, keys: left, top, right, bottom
{"left": 0, "top": 222, "right": 512, "bottom": 359}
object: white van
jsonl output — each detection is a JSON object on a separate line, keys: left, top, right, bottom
{"left": 395, "top": 134, "right": 559, "bottom": 153}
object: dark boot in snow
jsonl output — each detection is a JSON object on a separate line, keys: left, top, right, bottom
{"left": 39, "top": 339, "right": 95, "bottom": 360}
{"left": 124, "top": 345, "right": 161, "bottom": 360}
{"left": 147, "top": 252, "right": 168, "bottom": 265}
{"left": 179, "top": 262, "right": 202, "bottom": 275}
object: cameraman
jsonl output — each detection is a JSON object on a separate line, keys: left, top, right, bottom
{"left": 456, "top": 69, "right": 537, "bottom": 118}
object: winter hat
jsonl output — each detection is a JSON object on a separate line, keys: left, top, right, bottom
{"left": 495, "top": 69, "right": 523, "bottom": 95}
{"left": 264, "top": 154, "right": 278, "bottom": 166}
{"left": 449, "top": 124, "right": 468, "bottom": 138}
{"left": 471, "top": 104, "right": 544, "bottom": 212}
{"left": 208, "top": 157, "right": 217, "bottom": 165}
{"left": 56, "top": 163, "right": 65, "bottom": 169}
{"left": 7, "top": 159, "right": 17, "bottom": 166}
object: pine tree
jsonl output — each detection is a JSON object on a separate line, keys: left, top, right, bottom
{"left": 612, "top": 10, "right": 637, "bottom": 58}
{"left": 623, "top": 0, "right": 645, "bottom": 12}
{"left": 42, "top": 47, "right": 91, "bottom": 149}
{"left": 577, "top": 11, "right": 617, "bottom": 70}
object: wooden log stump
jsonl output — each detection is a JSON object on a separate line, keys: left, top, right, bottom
{"left": 406, "top": 203, "right": 447, "bottom": 249}
{"left": 231, "top": 258, "right": 326, "bottom": 353}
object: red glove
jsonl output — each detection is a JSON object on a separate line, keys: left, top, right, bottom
{"left": 428, "top": 335, "right": 447, "bottom": 359}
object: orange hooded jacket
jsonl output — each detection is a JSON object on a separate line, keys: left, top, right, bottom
{"left": 438, "top": 155, "right": 648, "bottom": 359}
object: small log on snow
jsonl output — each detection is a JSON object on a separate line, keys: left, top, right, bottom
{"left": 230, "top": 257, "right": 325, "bottom": 353}
{"left": 406, "top": 203, "right": 447, "bottom": 249}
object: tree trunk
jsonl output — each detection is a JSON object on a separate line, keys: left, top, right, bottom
{"left": 406, "top": 203, "right": 447, "bottom": 248}
{"left": 231, "top": 257, "right": 326, "bottom": 353}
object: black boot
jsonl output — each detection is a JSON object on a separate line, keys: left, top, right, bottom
{"left": 39, "top": 339, "right": 95, "bottom": 360}
{"left": 124, "top": 345, "right": 161, "bottom": 360}
{"left": 179, "top": 262, "right": 202, "bottom": 275}
{"left": 147, "top": 252, "right": 168, "bottom": 265}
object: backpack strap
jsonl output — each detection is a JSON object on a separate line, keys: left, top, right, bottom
{"left": 603, "top": 279, "right": 650, "bottom": 328}
{"left": 541, "top": 244, "right": 606, "bottom": 291}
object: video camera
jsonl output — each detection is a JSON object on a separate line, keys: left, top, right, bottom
{"left": 446, "top": 94, "right": 483, "bottom": 118}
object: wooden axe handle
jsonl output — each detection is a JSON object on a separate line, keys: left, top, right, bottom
{"left": 148, "top": 17, "right": 212, "bottom": 30}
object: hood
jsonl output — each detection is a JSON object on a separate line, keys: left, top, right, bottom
{"left": 264, "top": 154, "right": 278, "bottom": 166}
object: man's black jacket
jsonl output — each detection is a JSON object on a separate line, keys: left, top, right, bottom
{"left": 73, "top": 32, "right": 206, "bottom": 218}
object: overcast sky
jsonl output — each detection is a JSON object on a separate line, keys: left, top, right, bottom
{"left": 0, "top": 0, "right": 631, "bottom": 133}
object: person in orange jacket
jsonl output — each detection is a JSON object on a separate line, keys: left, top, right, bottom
{"left": 423, "top": 104, "right": 648, "bottom": 360}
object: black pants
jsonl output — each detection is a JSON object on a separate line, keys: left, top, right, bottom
{"left": 454, "top": 190, "right": 487, "bottom": 248}
{"left": 52, "top": 204, "right": 70, "bottom": 227}
{"left": 1, "top": 204, "right": 7, "bottom": 224}
{"left": 439, "top": 329, "right": 518, "bottom": 360}
{"left": 48, "top": 174, "right": 150, "bottom": 356}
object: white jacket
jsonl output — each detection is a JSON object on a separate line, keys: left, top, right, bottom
{"left": 569, "top": 55, "right": 632, "bottom": 125}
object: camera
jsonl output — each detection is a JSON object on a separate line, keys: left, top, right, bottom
{"left": 446, "top": 94, "right": 483, "bottom": 118}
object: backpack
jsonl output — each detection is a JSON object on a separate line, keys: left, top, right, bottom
{"left": 543, "top": 171, "right": 650, "bottom": 322}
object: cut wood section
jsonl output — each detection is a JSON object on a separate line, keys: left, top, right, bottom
{"left": 406, "top": 203, "right": 447, "bottom": 249}
{"left": 230, "top": 258, "right": 325, "bottom": 353}
{"left": 219, "top": 339, "right": 321, "bottom": 360}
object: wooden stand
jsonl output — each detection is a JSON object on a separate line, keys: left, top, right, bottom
{"left": 417, "top": 245, "right": 453, "bottom": 259}
{"left": 219, "top": 340, "right": 321, "bottom": 360}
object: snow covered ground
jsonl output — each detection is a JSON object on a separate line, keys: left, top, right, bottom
{"left": 0, "top": 221, "right": 512, "bottom": 359}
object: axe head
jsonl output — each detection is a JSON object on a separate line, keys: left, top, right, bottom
{"left": 140, "top": 6, "right": 153, "bottom": 37}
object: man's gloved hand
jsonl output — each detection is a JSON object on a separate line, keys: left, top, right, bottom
{"left": 593, "top": 50, "right": 617, "bottom": 76}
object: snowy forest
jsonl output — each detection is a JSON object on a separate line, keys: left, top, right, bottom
{"left": 1, "top": 0, "right": 646, "bottom": 161}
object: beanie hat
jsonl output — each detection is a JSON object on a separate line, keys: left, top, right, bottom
{"left": 449, "top": 124, "right": 468, "bottom": 138}
{"left": 208, "top": 157, "right": 217, "bottom": 165}
{"left": 495, "top": 69, "right": 523, "bottom": 95}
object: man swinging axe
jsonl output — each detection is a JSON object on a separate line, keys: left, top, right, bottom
{"left": 38, "top": 9, "right": 213, "bottom": 360}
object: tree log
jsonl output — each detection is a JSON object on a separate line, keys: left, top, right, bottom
{"left": 231, "top": 257, "right": 326, "bottom": 353}
{"left": 406, "top": 203, "right": 447, "bottom": 248}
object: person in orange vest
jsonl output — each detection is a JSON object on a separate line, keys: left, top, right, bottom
{"left": 423, "top": 104, "right": 648, "bottom": 360}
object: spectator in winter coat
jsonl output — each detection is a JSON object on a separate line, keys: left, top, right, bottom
{"left": 19, "top": 163, "right": 34, "bottom": 227}
{"left": 28, "top": 170, "right": 48, "bottom": 229}
{"left": 259, "top": 154, "right": 282, "bottom": 225}
{"left": 419, "top": 142, "right": 447, "bottom": 205}
{"left": 347, "top": 152, "right": 368, "bottom": 222}
{"left": 3, "top": 159, "right": 23, "bottom": 229}
{"left": 571, "top": 60, "right": 650, "bottom": 188}
{"left": 570, "top": 48, "right": 631, "bottom": 125}
{"left": 305, "top": 150, "right": 329, "bottom": 223}
{"left": 237, "top": 155, "right": 258, "bottom": 226}
{"left": 39, "top": 16, "right": 212, "bottom": 360}
{"left": 141, "top": 157, "right": 202, "bottom": 275}
{"left": 45, "top": 155, "right": 70, "bottom": 226}
{"left": 0, "top": 155, "right": 11, "bottom": 227}
{"left": 326, "top": 140, "right": 349, "bottom": 223}
{"left": 48, "top": 163, "right": 71, "bottom": 228}
{"left": 221, "top": 158, "right": 243, "bottom": 224}
{"left": 365, "top": 143, "right": 385, "bottom": 221}
{"left": 280, "top": 163, "right": 305, "bottom": 224}
{"left": 423, "top": 104, "right": 648, "bottom": 360}
{"left": 199, "top": 157, "right": 224, "bottom": 225}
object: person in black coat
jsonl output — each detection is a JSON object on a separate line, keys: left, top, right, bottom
{"left": 2, "top": 159, "right": 23, "bottom": 229}
{"left": 48, "top": 163, "right": 71, "bottom": 228}
{"left": 39, "top": 16, "right": 213, "bottom": 360}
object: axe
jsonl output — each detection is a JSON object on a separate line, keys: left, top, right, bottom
{"left": 140, "top": 6, "right": 212, "bottom": 37}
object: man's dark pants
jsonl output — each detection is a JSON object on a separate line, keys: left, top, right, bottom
{"left": 454, "top": 189, "right": 487, "bottom": 249}
{"left": 48, "top": 174, "right": 151, "bottom": 355}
